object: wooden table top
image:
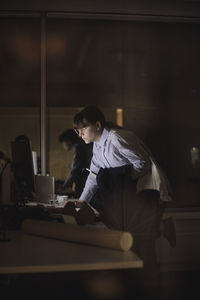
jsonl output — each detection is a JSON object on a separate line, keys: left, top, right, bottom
{"left": 0, "top": 231, "right": 143, "bottom": 274}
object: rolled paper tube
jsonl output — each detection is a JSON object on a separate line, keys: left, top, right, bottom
{"left": 21, "top": 219, "right": 133, "bottom": 251}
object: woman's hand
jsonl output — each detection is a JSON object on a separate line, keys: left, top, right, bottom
{"left": 74, "top": 199, "right": 85, "bottom": 208}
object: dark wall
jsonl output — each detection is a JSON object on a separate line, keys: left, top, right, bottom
{"left": 1, "top": 0, "right": 200, "bottom": 18}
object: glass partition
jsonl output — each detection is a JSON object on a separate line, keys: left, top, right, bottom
{"left": 46, "top": 18, "right": 200, "bottom": 207}
{"left": 0, "top": 16, "right": 41, "bottom": 155}
{"left": 1, "top": 15, "right": 199, "bottom": 207}
{"left": 0, "top": 17, "right": 41, "bottom": 203}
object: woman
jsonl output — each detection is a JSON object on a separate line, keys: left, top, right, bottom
{"left": 59, "top": 129, "right": 92, "bottom": 198}
{"left": 73, "top": 106, "right": 171, "bottom": 205}
{"left": 73, "top": 106, "right": 172, "bottom": 273}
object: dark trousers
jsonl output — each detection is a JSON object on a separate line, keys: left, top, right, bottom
{"left": 90, "top": 177, "right": 164, "bottom": 276}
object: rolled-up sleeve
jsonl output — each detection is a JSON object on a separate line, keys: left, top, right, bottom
{"left": 79, "top": 153, "right": 99, "bottom": 203}
{"left": 79, "top": 172, "right": 98, "bottom": 203}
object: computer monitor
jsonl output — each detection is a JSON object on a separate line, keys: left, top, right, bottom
{"left": 32, "top": 151, "right": 38, "bottom": 176}
{"left": 11, "top": 135, "right": 36, "bottom": 201}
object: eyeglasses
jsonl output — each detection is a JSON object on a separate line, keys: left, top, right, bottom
{"left": 74, "top": 126, "right": 89, "bottom": 135}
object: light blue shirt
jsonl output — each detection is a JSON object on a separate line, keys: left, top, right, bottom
{"left": 80, "top": 128, "right": 152, "bottom": 203}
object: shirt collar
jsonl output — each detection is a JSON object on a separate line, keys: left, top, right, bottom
{"left": 95, "top": 128, "right": 109, "bottom": 148}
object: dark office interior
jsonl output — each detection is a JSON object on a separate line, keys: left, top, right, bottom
{"left": 1, "top": 1, "right": 200, "bottom": 299}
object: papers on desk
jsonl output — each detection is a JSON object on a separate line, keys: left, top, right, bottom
{"left": 22, "top": 219, "right": 133, "bottom": 251}
{"left": 26, "top": 198, "right": 79, "bottom": 208}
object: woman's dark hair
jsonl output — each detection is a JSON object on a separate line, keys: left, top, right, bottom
{"left": 74, "top": 106, "right": 106, "bottom": 128}
{"left": 59, "top": 129, "right": 80, "bottom": 144}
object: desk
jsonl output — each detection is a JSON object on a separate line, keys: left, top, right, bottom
{"left": 0, "top": 231, "right": 143, "bottom": 274}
